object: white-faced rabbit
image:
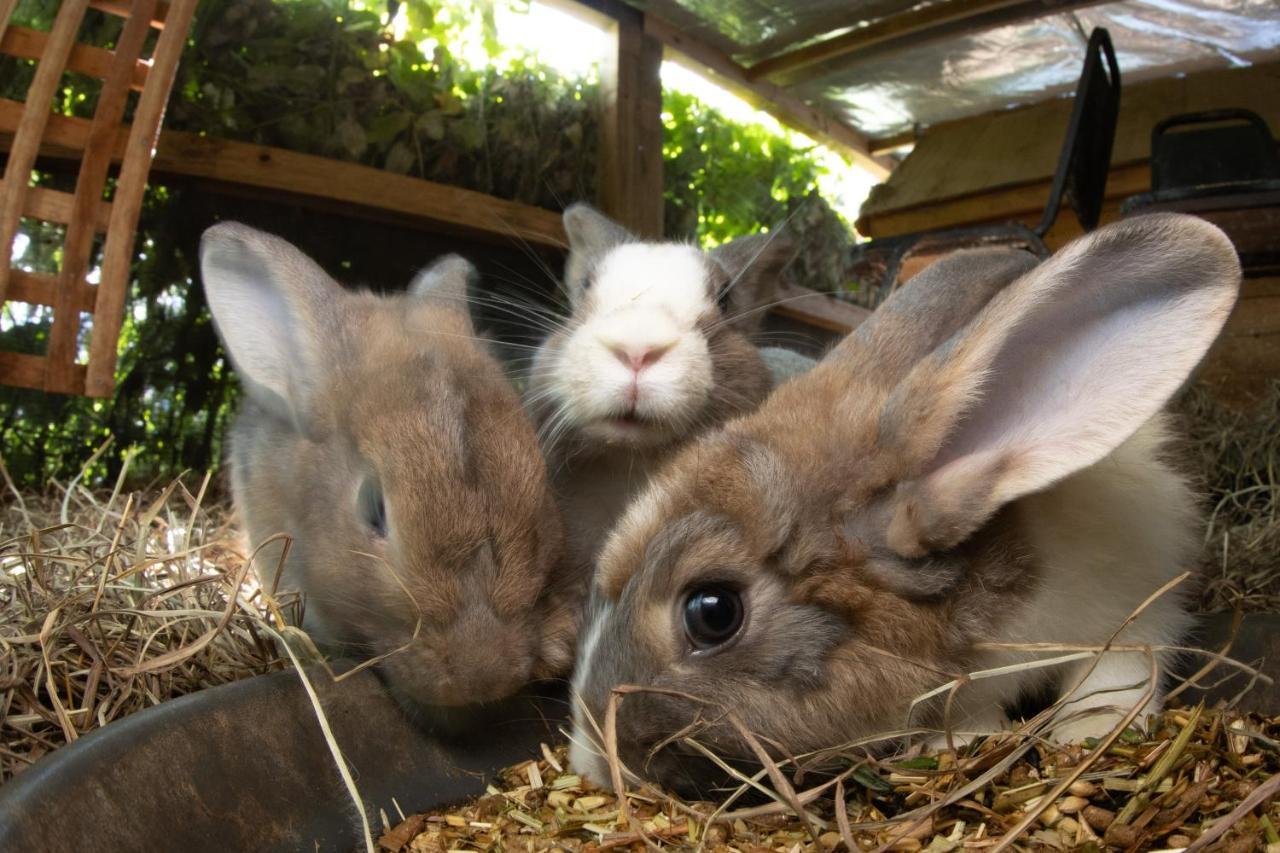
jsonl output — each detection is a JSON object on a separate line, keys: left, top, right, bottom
{"left": 200, "top": 223, "right": 574, "bottom": 713}
{"left": 567, "top": 214, "right": 1240, "bottom": 790}
{"left": 527, "top": 204, "right": 790, "bottom": 576}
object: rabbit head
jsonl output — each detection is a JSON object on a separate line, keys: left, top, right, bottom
{"left": 529, "top": 204, "right": 786, "bottom": 452}
{"left": 201, "top": 223, "right": 574, "bottom": 713}
{"left": 568, "top": 215, "right": 1240, "bottom": 792}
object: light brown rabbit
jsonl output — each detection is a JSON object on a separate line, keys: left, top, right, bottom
{"left": 567, "top": 214, "right": 1241, "bottom": 791}
{"left": 527, "top": 204, "right": 789, "bottom": 579}
{"left": 200, "top": 223, "right": 574, "bottom": 715}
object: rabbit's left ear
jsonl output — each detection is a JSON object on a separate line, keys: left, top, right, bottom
{"left": 408, "top": 254, "right": 477, "bottom": 335}
{"left": 709, "top": 232, "right": 792, "bottom": 330}
{"left": 878, "top": 214, "right": 1241, "bottom": 557}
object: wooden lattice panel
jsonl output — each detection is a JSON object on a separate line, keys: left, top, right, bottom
{"left": 0, "top": 0, "right": 196, "bottom": 396}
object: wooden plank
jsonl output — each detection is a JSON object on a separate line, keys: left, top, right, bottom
{"left": 0, "top": 122, "right": 572, "bottom": 250}
{"left": 85, "top": 0, "right": 195, "bottom": 396}
{"left": 89, "top": 0, "right": 169, "bottom": 27}
{"left": 19, "top": 184, "right": 112, "bottom": 231}
{"left": 1, "top": 25, "right": 150, "bottom": 91}
{"left": 156, "top": 134, "right": 568, "bottom": 247}
{"left": 0, "top": 0, "right": 16, "bottom": 45}
{"left": 6, "top": 268, "right": 97, "bottom": 313}
{"left": 597, "top": 7, "right": 664, "bottom": 238}
{"left": 747, "top": 0, "right": 1109, "bottom": 87}
{"left": 1200, "top": 279, "right": 1280, "bottom": 409}
{"left": 47, "top": 0, "right": 156, "bottom": 393}
{"left": 859, "top": 162, "right": 1152, "bottom": 239}
{"left": 771, "top": 284, "right": 870, "bottom": 334}
{"left": 0, "top": 97, "right": 98, "bottom": 153}
{"left": 0, "top": 0, "right": 88, "bottom": 307}
{"left": 0, "top": 351, "right": 85, "bottom": 394}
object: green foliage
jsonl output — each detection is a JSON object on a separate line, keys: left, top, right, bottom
{"left": 661, "top": 90, "right": 859, "bottom": 298}
{"left": 0, "top": 0, "right": 859, "bottom": 487}
{"left": 170, "top": 0, "right": 597, "bottom": 208}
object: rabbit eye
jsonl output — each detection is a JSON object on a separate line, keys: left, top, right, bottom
{"left": 358, "top": 478, "right": 387, "bottom": 538}
{"left": 683, "top": 585, "right": 744, "bottom": 650}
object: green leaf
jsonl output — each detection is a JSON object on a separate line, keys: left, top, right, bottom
{"left": 368, "top": 111, "right": 412, "bottom": 145}
{"left": 415, "top": 110, "right": 446, "bottom": 141}
{"left": 851, "top": 766, "right": 893, "bottom": 793}
{"left": 384, "top": 141, "right": 416, "bottom": 174}
{"left": 334, "top": 117, "right": 368, "bottom": 159}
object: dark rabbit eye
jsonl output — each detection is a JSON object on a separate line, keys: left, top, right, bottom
{"left": 683, "top": 585, "right": 744, "bottom": 650}
{"left": 358, "top": 478, "right": 387, "bottom": 538}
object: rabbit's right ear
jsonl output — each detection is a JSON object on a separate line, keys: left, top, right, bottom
{"left": 562, "top": 203, "right": 634, "bottom": 306}
{"left": 826, "top": 247, "right": 1039, "bottom": 389}
{"left": 877, "top": 214, "right": 1241, "bottom": 557}
{"left": 199, "top": 222, "right": 344, "bottom": 430}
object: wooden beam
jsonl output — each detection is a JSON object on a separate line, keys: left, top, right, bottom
{"left": 868, "top": 128, "right": 919, "bottom": 156}
{"left": 748, "top": 0, "right": 1110, "bottom": 88}
{"left": 541, "top": 0, "right": 892, "bottom": 177}
{"left": 772, "top": 284, "right": 870, "bottom": 333}
{"left": 597, "top": 6, "right": 664, "bottom": 238}
{"left": 643, "top": 15, "right": 893, "bottom": 178}
{"left": 0, "top": 111, "right": 570, "bottom": 251}
{"left": 1, "top": 25, "right": 150, "bottom": 91}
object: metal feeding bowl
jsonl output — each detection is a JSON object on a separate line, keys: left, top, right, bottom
{"left": 0, "top": 614, "right": 1273, "bottom": 851}
{"left": 0, "top": 667, "right": 565, "bottom": 851}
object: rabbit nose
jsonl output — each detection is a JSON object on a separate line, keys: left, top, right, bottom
{"left": 606, "top": 342, "right": 673, "bottom": 374}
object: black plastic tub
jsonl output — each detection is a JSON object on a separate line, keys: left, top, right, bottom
{"left": 0, "top": 667, "right": 564, "bottom": 851}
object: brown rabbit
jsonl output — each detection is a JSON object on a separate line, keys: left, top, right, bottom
{"left": 200, "top": 223, "right": 574, "bottom": 715}
{"left": 527, "top": 204, "right": 789, "bottom": 581}
{"left": 567, "top": 214, "right": 1241, "bottom": 791}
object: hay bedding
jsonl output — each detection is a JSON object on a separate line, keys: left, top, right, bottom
{"left": 0, "top": 381, "right": 1277, "bottom": 849}
{"left": 383, "top": 708, "right": 1280, "bottom": 852}
{"left": 0, "top": 453, "right": 298, "bottom": 784}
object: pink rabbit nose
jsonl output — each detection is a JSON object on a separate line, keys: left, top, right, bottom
{"left": 608, "top": 342, "right": 673, "bottom": 374}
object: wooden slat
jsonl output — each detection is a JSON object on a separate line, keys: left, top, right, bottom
{"left": 47, "top": 0, "right": 157, "bottom": 392}
{"left": 747, "top": 0, "right": 1110, "bottom": 87}
{"left": 5, "top": 268, "right": 97, "bottom": 312}
{"left": 86, "top": 0, "right": 196, "bottom": 396}
{"left": 0, "top": 97, "right": 100, "bottom": 153}
{"left": 0, "top": 0, "right": 89, "bottom": 306}
{"left": 89, "top": 0, "right": 169, "bottom": 28}
{"left": 598, "top": 8, "right": 664, "bottom": 238}
{"left": 0, "top": 124, "right": 571, "bottom": 249}
{"left": 0, "top": 25, "right": 150, "bottom": 91}
{"left": 0, "top": 0, "right": 16, "bottom": 46}
{"left": 858, "top": 162, "right": 1152, "bottom": 239}
{"left": 771, "top": 284, "right": 870, "bottom": 334}
{"left": 0, "top": 350, "right": 86, "bottom": 394}
{"left": 19, "top": 184, "right": 112, "bottom": 231}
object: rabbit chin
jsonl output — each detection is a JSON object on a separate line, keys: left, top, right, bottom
{"left": 576, "top": 395, "right": 707, "bottom": 449}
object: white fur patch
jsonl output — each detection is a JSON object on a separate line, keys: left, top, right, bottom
{"left": 548, "top": 243, "right": 717, "bottom": 435}
{"left": 569, "top": 599, "right": 615, "bottom": 786}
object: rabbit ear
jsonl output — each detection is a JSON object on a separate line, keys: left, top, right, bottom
{"left": 199, "top": 222, "right": 344, "bottom": 430}
{"left": 880, "top": 214, "right": 1241, "bottom": 557}
{"left": 710, "top": 232, "right": 793, "bottom": 330}
{"left": 408, "top": 254, "right": 477, "bottom": 335}
{"left": 827, "top": 247, "right": 1039, "bottom": 389}
{"left": 562, "top": 203, "right": 634, "bottom": 306}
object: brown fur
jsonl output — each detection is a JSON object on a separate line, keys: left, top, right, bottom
{"left": 571, "top": 217, "right": 1241, "bottom": 791}
{"left": 204, "top": 224, "right": 572, "bottom": 714}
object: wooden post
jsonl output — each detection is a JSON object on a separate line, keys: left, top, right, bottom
{"left": 598, "top": 7, "right": 664, "bottom": 238}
